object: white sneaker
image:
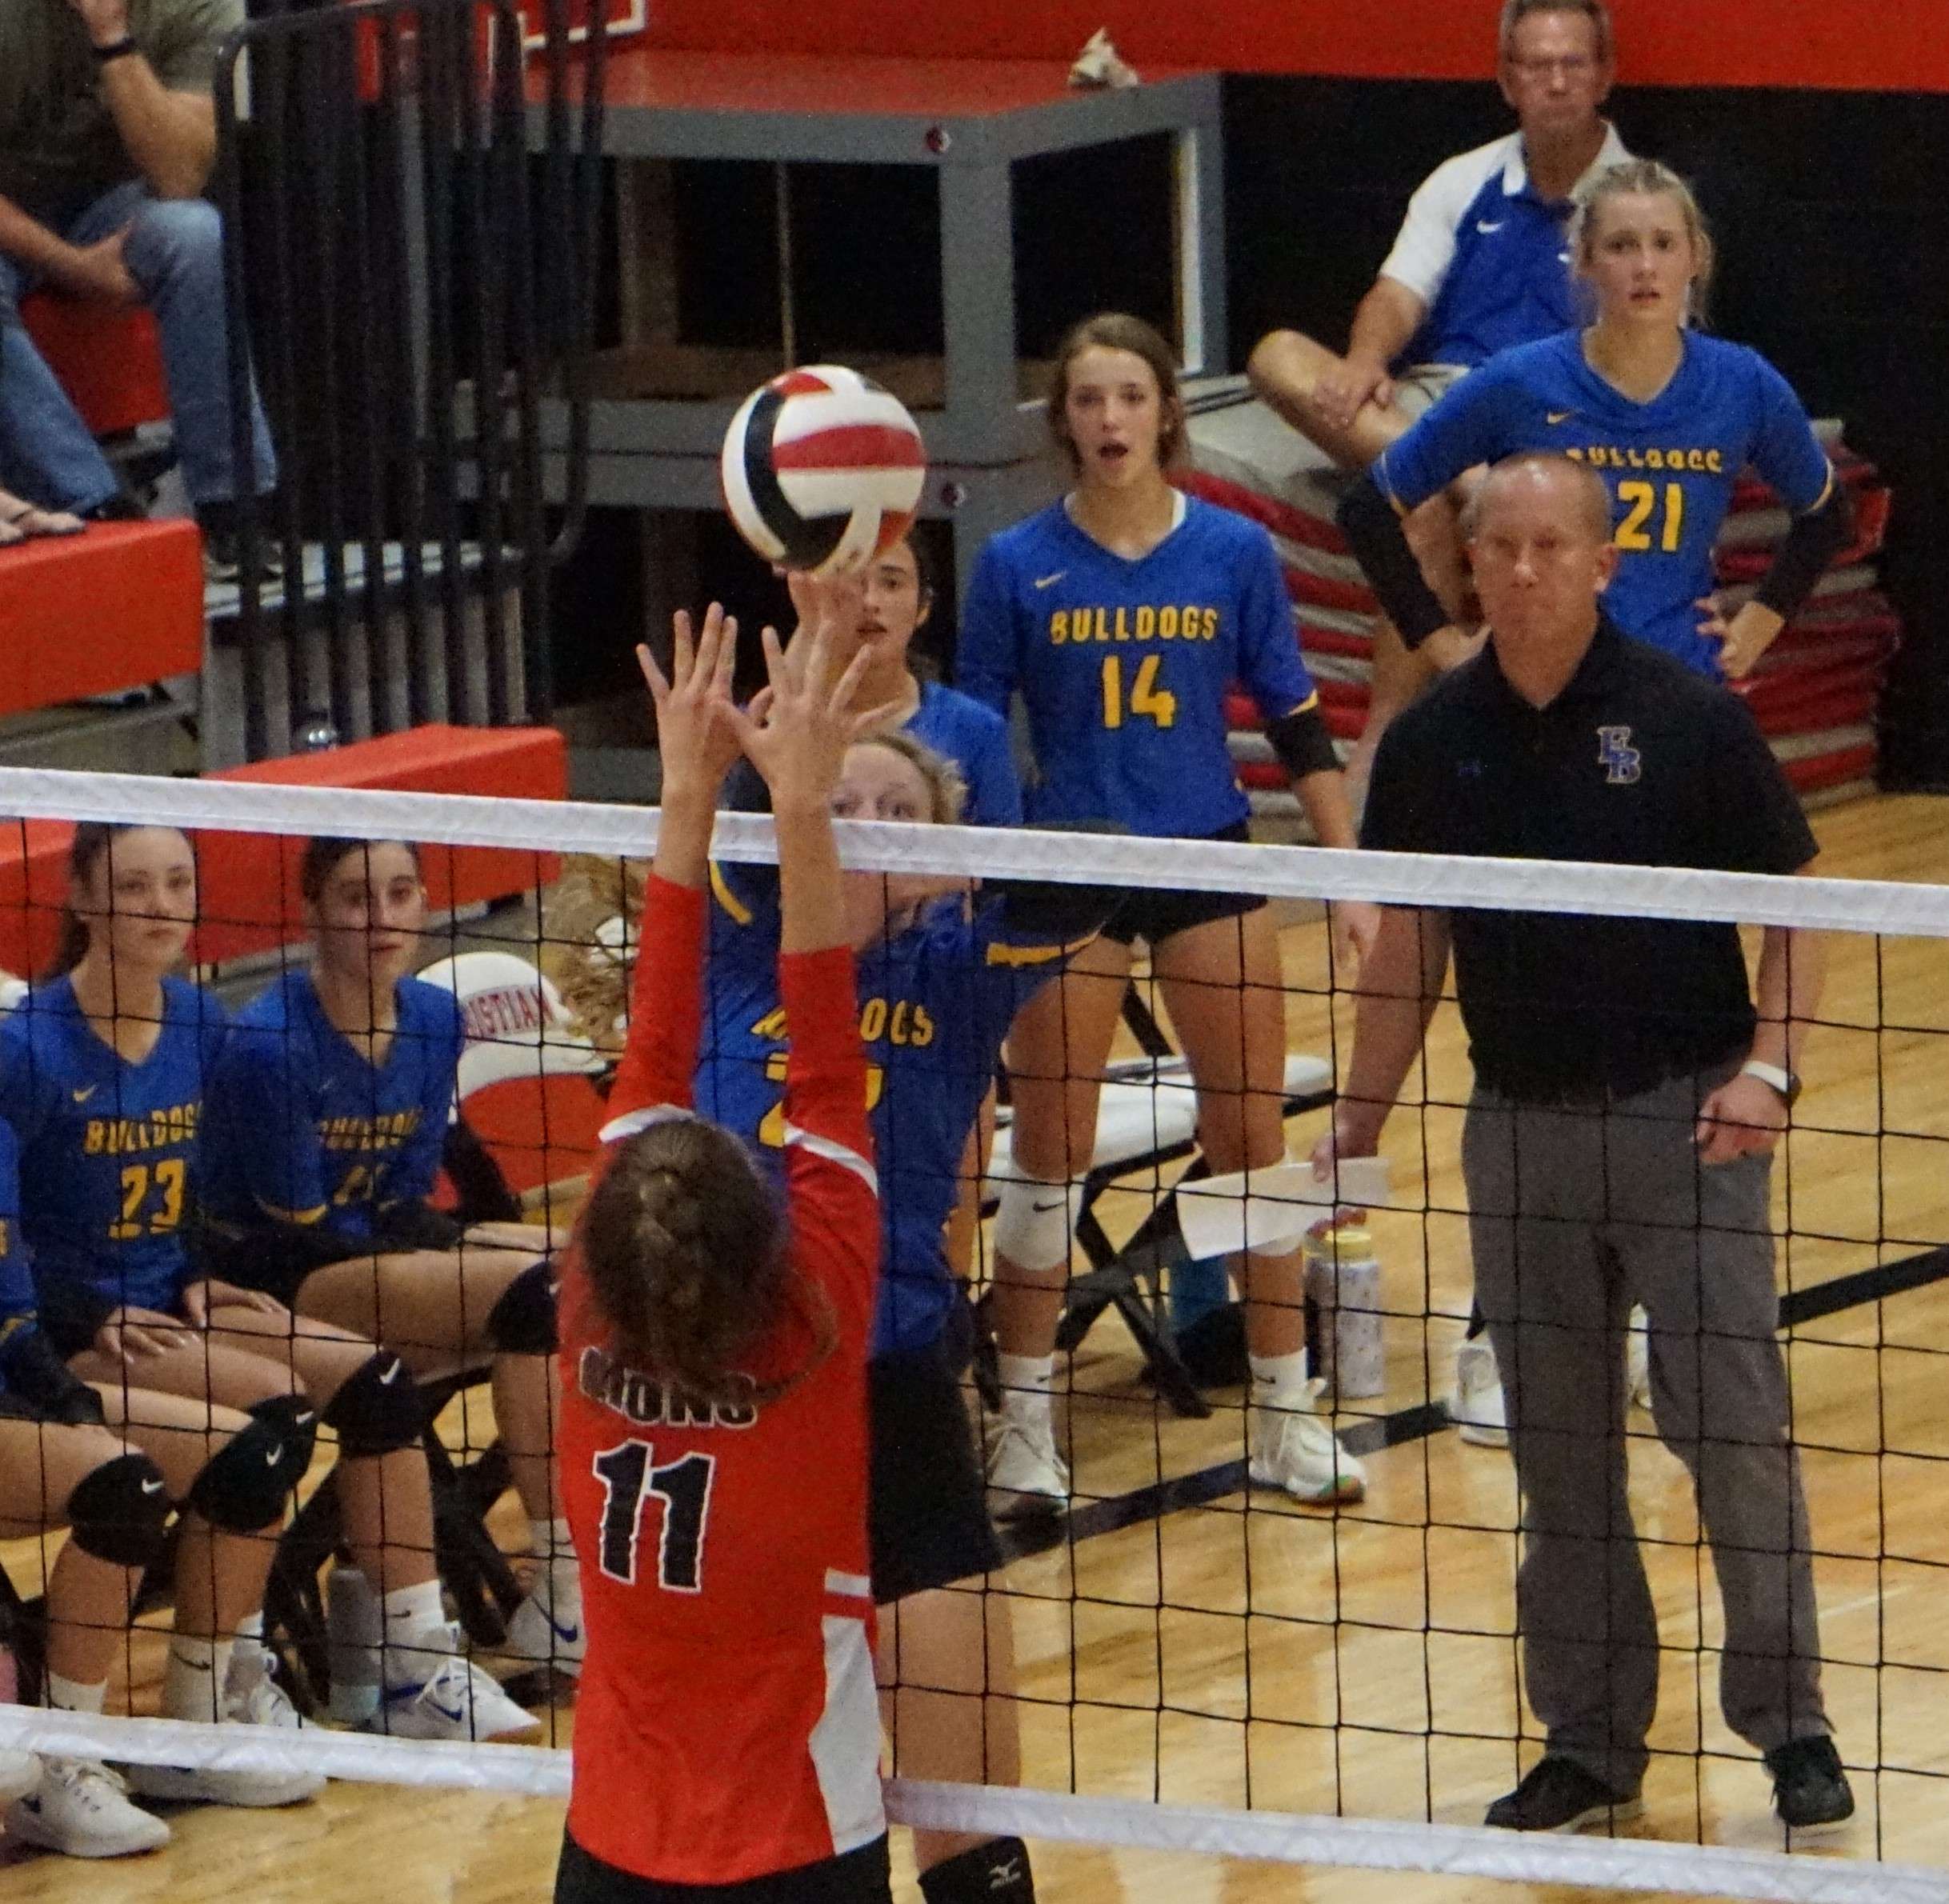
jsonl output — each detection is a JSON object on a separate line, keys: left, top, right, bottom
{"left": 370, "top": 1625, "right": 542, "bottom": 1742}
{"left": 6, "top": 1758, "right": 171, "bottom": 1858}
{"left": 502, "top": 1592, "right": 586, "bottom": 1675}
{"left": 129, "top": 1640, "right": 323, "bottom": 1810}
{"left": 1449, "top": 1338, "right": 1510, "bottom": 1447}
{"left": 0, "top": 1747, "right": 38, "bottom": 1804}
{"left": 1626, "top": 1307, "right": 1652, "bottom": 1411}
{"left": 985, "top": 1410, "right": 1071, "bottom": 1520}
{"left": 1248, "top": 1386, "right": 1367, "bottom": 1503}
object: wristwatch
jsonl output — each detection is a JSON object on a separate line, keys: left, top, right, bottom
{"left": 91, "top": 36, "right": 140, "bottom": 65}
{"left": 1739, "top": 1059, "right": 1802, "bottom": 1107}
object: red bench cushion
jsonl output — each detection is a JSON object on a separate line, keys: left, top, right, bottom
{"left": 0, "top": 521, "right": 204, "bottom": 714}
{"left": 18, "top": 294, "right": 170, "bottom": 439}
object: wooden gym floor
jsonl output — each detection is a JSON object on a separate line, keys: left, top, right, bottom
{"left": 6, "top": 791, "right": 1949, "bottom": 1903}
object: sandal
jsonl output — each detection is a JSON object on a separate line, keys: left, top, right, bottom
{"left": 0, "top": 498, "right": 86, "bottom": 543}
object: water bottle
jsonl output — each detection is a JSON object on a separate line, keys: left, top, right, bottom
{"left": 1303, "top": 1225, "right": 1385, "bottom": 1399}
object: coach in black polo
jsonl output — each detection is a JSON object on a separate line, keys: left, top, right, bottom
{"left": 1324, "top": 453, "right": 1851, "bottom": 1834}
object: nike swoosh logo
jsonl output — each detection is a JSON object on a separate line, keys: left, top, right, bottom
{"left": 379, "top": 1362, "right": 403, "bottom": 1385}
{"left": 264, "top": 1449, "right": 283, "bottom": 1466}
{"left": 1032, "top": 571, "right": 1066, "bottom": 590}
{"left": 544, "top": 1611, "right": 581, "bottom": 1644}
{"left": 1476, "top": 220, "right": 1505, "bottom": 234}
{"left": 425, "top": 1695, "right": 467, "bottom": 1724}
{"left": 1031, "top": 1198, "right": 1067, "bottom": 1214}
{"left": 71, "top": 1086, "right": 96, "bottom": 1104}
{"left": 1547, "top": 410, "right": 1574, "bottom": 425}
{"left": 141, "top": 1478, "right": 166, "bottom": 1494}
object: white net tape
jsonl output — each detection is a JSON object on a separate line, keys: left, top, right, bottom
{"left": 0, "top": 1710, "right": 1938, "bottom": 1902}
{"left": 2, "top": 762, "right": 1946, "bottom": 933}
{"left": 0, "top": 765, "right": 1940, "bottom": 1901}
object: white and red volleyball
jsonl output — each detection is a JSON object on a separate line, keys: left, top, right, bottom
{"left": 720, "top": 365, "right": 927, "bottom": 577}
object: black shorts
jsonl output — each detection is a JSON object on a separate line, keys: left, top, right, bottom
{"left": 555, "top": 1833, "right": 891, "bottom": 1904}
{"left": 205, "top": 1203, "right": 468, "bottom": 1312}
{"left": 868, "top": 1338, "right": 1001, "bottom": 1606}
{"left": 1099, "top": 820, "right": 1264, "bottom": 948}
{"left": 202, "top": 1225, "right": 379, "bottom": 1313}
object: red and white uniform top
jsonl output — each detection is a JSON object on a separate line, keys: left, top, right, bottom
{"left": 558, "top": 873, "right": 882, "bottom": 1886}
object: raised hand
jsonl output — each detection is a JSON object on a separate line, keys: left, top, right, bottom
{"left": 637, "top": 603, "right": 742, "bottom": 805}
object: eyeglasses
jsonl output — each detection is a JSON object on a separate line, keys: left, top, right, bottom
{"left": 1509, "top": 54, "right": 1600, "bottom": 78}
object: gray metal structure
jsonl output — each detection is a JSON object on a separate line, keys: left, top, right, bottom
{"left": 530, "top": 55, "right": 1227, "bottom": 602}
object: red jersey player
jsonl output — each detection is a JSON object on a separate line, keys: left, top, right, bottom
{"left": 555, "top": 597, "right": 902, "bottom": 1904}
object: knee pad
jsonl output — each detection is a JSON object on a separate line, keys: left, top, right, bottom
{"left": 991, "top": 1175, "right": 1083, "bottom": 1274}
{"left": 323, "top": 1352, "right": 423, "bottom": 1458}
{"left": 486, "top": 1260, "right": 558, "bottom": 1355}
{"left": 186, "top": 1394, "right": 315, "bottom": 1532}
{"left": 66, "top": 1453, "right": 172, "bottom": 1569}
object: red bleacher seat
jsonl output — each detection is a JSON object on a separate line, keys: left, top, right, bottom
{"left": 0, "top": 521, "right": 203, "bottom": 715}
{"left": 18, "top": 294, "right": 170, "bottom": 439}
{"left": 0, "top": 724, "right": 567, "bottom": 977}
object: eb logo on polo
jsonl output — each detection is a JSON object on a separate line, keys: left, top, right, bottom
{"left": 1597, "top": 725, "right": 1642, "bottom": 785}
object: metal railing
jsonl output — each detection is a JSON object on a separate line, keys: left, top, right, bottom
{"left": 210, "top": 0, "right": 607, "bottom": 759}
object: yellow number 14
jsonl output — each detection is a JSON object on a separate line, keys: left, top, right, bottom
{"left": 1101, "top": 654, "right": 1177, "bottom": 730}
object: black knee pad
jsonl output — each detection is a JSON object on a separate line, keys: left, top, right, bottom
{"left": 323, "top": 1352, "right": 423, "bottom": 1458}
{"left": 486, "top": 1260, "right": 558, "bottom": 1355}
{"left": 186, "top": 1394, "right": 315, "bottom": 1531}
{"left": 66, "top": 1453, "right": 172, "bottom": 1568}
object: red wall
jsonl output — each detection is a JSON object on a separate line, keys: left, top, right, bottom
{"left": 642, "top": 1, "right": 1949, "bottom": 94}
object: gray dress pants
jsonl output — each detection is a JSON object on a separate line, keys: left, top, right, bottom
{"left": 1463, "top": 1070, "right": 1828, "bottom": 1793}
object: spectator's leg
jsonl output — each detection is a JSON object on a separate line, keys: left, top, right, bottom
{"left": 0, "top": 251, "right": 124, "bottom": 514}
{"left": 1466, "top": 1091, "right": 1655, "bottom": 1797}
{"left": 1246, "top": 327, "right": 1415, "bottom": 470}
{"left": 103, "top": 191, "right": 279, "bottom": 510}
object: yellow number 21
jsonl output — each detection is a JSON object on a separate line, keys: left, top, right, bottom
{"left": 1101, "top": 654, "right": 1177, "bottom": 731}
{"left": 1615, "top": 480, "right": 1685, "bottom": 554}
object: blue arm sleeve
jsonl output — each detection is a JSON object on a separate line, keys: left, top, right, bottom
{"left": 213, "top": 1028, "right": 333, "bottom": 1226}
{"left": 962, "top": 714, "right": 1025, "bottom": 826}
{"left": 1373, "top": 365, "right": 1514, "bottom": 514}
{"left": 382, "top": 997, "right": 463, "bottom": 1208}
{"left": 0, "top": 1122, "right": 39, "bottom": 1346}
{"left": 1747, "top": 354, "right": 1835, "bottom": 515}
{"left": 954, "top": 542, "right": 1020, "bottom": 718}
{"left": 1235, "top": 521, "right": 1319, "bottom": 725}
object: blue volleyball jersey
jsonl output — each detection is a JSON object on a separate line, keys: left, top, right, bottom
{"left": 907, "top": 678, "right": 1023, "bottom": 826}
{"left": 0, "top": 976, "right": 227, "bottom": 1319}
{"left": 957, "top": 496, "right": 1319, "bottom": 837}
{"left": 205, "top": 970, "right": 464, "bottom": 1242}
{"left": 701, "top": 863, "right": 1082, "bottom": 1358}
{"left": 1375, "top": 330, "right": 1835, "bottom": 678}
{"left": 0, "top": 1122, "right": 42, "bottom": 1366}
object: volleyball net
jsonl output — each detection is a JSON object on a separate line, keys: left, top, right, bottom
{"left": 0, "top": 766, "right": 1946, "bottom": 1903}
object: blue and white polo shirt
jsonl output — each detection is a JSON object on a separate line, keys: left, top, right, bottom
{"left": 1380, "top": 123, "right": 1632, "bottom": 372}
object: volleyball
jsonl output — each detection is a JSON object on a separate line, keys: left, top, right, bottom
{"left": 719, "top": 365, "right": 927, "bottom": 577}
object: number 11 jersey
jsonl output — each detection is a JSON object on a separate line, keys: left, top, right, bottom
{"left": 957, "top": 494, "right": 1321, "bottom": 838}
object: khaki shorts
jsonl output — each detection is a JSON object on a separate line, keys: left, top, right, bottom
{"left": 1393, "top": 362, "right": 1470, "bottom": 422}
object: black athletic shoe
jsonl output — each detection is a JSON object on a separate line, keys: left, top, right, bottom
{"left": 1764, "top": 1735, "right": 1855, "bottom": 1829}
{"left": 202, "top": 530, "right": 286, "bottom": 584}
{"left": 1485, "top": 1758, "right": 1643, "bottom": 1833}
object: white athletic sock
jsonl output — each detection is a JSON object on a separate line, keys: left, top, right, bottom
{"left": 236, "top": 1610, "right": 264, "bottom": 1643}
{"left": 1250, "top": 1350, "right": 1313, "bottom": 1413}
{"left": 526, "top": 1518, "right": 581, "bottom": 1616}
{"left": 45, "top": 1673, "right": 106, "bottom": 1716}
{"left": 379, "top": 1579, "right": 449, "bottom": 1687}
{"left": 162, "top": 1634, "right": 234, "bottom": 1723}
{"left": 996, "top": 1354, "right": 1057, "bottom": 1420}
